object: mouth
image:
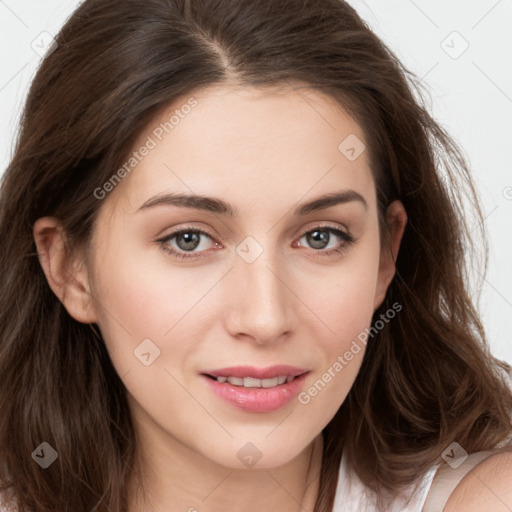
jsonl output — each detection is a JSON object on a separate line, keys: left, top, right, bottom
{"left": 200, "top": 365, "right": 310, "bottom": 412}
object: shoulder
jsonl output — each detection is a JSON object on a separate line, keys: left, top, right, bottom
{"left": 443, "top": 451, "right": 512, "bottom": 511}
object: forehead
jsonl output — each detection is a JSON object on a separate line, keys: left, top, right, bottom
{"left": 104, "top": 84, "right": 375, "bottom": 217}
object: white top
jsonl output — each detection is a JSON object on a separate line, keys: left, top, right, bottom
{"left": 332, "top": 450, "right": 441, "bottom": 511}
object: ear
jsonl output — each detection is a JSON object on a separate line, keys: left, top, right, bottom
{"left": 374, "top": 200, "right": 407, "bottom": 310}
{"left": 33, "top": 217, "right": 97, "bottom": 324}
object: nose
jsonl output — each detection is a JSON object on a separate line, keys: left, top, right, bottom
{"left": 224, "top": 243, "right": 293, "bottom": 345}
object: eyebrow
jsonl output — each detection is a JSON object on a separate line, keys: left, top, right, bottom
{"left": 137, "top": 189, "right": 367, "bottom": 216}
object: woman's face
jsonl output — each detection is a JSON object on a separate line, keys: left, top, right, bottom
{"left": 78, "top": 84, "right": 403, "bottom": 469}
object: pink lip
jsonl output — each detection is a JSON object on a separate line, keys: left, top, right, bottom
{"left": 201, "top": 368, "right": 309, "bottom": 413}
{"left": 202, "top": 365, "right": 308, "bottom": 380}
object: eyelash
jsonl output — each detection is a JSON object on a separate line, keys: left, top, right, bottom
{"left": 156, "top": 223, "right": 356, "bottom": 261}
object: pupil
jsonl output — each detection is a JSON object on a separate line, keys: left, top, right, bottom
{"left": 177, "top": 232, "right": 200, "bottom": 251}
{"left": 307, "top": 230, "right": 329, "bottom": 249}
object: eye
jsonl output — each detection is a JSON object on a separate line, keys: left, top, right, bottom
{"left": 156, "top": 227, "right": 221, "bottom": 260}
{"left": 294, "top": 224, "right": 355, "bottom": 257}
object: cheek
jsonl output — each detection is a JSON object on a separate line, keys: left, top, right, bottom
{"left": 295, "top": 232, "right": 380, "bottom": 409}
{"left": 88, "top": 233, "right": 216, "bottom": 376}
{"left": 310, "top": 270, "right": 377, "bottom": 336}
{"left": 306, "top": 235, "right": 381, "bottom": 345}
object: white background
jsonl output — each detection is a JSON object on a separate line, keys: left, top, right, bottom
{"left": 1, "top": 0, "right": 511, "bottom": 363}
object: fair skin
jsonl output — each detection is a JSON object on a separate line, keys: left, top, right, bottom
{"left": 33, "top": 83, "right": 512, "bottom": 512}
{"left": 440, "top": 452, "right": 512, "bottom": 511}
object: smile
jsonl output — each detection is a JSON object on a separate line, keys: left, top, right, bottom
{"left": 201, "top": 365, "right": 310, "bottom": 412}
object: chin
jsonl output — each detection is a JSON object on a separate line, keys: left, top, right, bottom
{"left": 199, "top": 436, "right": 312, "bottom": 471}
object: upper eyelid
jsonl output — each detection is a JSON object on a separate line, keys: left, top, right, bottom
{"left": 158, "top": 222, "right": 351, "bottom": 246}
{"left": 157, "top": 225, "right": 220, "bottom": 243}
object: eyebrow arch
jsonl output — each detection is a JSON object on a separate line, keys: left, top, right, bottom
{"left": 137, "top": 189, "right": 367, "bottom": 216}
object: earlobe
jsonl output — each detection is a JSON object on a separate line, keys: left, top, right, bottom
{"left": 33, "top": 217, "right": 97, "bottom": 324}
{"left": 374, "top": 200, "right": 407, "bottom": 310}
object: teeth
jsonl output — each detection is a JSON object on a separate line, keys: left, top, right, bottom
{"left": 244, "top": 377, "right": 263, "bottom": 388}
{"left": 216, "top": 375, "right": 295, "bottom": 387}
{"left": 262, "top": 377, "right": 278, "bottom": 388}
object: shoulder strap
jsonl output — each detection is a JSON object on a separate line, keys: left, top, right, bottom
{"left": 422, "top": 450, "right": 496, "bottom": 512}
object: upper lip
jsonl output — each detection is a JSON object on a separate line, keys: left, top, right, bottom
{"left": 202, "top": 365, "right": 309, "bottom": 380}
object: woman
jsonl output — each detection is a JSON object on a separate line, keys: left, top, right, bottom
{"left": 1, "top": 0, "right": 511, "bottom": 511}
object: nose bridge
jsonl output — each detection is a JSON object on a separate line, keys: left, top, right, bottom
{"left": 226, "top": 235, "right": 292, "bottom": 343}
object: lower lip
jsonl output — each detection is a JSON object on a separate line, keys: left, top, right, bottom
{"left": 201, "top": 373, "right": 309, "bottom": 413}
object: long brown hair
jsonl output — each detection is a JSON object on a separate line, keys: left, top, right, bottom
{"left": 1, "top": 0, "right": 511, "bottom": 511}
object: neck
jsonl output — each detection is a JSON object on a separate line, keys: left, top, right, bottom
{"left": 127, "top": 425, "right": 323, "bottom": 512}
